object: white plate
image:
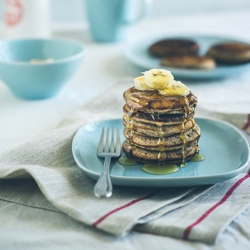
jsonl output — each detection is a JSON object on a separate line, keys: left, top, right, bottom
{"left": 123, "top": 33, "right": 250, "bottom": 80}
{"left": 72, "top": 118, "right": 250, "bottom": 187}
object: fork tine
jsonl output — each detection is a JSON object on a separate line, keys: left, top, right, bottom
{"left": 104, "top": 128, "right": 109, "bottom": 152}
{"left": 110, "top": 128, "right": 115, "bottom": 153}
{"left": 116, "top": 128, "right": 121, "bottom": 154}
{"left": 98, "top": 127, "right": 105, "bottom": 154}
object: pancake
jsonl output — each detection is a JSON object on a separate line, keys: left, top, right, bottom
{"left": 123, "top": 113, "right": 196, "bottom": 137}
{"left": 123, "top": 87, "right": 198, "bottom": 115}
{"left": 149, "top": 38, "right": 199, "bottom": 57}
{"left": 122, "top": 140, "right": 198, "bottom": 165}
{"left": 207, "top": 42, "right": 250, "bottom": 64}
{"left": 123, "top": 123, "right": 200, "bottom": 150}
{"left": 161, "top": 55, "right": 216, "bottom": 70}
{"left": 123, "top": 104, "right": 195, "bottom": 124}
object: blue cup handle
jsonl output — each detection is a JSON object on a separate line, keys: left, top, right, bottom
{"left": 122, "top": 0, "right": 152, "bottom": 25}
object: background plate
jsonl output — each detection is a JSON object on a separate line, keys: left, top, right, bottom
{"left": 123, "top": 34, "right": 250, "bottom": 80}
{"left": 72, "top": 118, "right": 250, "bottom": 187}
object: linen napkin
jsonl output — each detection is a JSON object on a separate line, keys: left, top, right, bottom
{"left": 135, "top": 173, "right": 250, "bottom": 243}
{"left": 0, "top": 78, "right": 250, "bottom": 244}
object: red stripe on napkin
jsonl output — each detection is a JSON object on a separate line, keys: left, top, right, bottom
{"left": 182, "top": 174, "right": 250, "bottom": 240}
{"left": 242, "top": 114, "right": 250, "bottom": 131}
{"left": 92, "top": 189, "right": 161, "bottom": 227}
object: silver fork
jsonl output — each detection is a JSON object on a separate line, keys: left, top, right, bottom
{"left": 94, "top": 127, "right": 121, "bottom": 198}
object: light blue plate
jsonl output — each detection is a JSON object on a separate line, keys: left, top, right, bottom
{"left": 72, "top": 118, "right": 250, "bottom": 187}
{"left": 123, "top": 34, "right": 250, "bottom": 80}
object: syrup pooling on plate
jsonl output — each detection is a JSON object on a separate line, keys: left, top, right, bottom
{"left": 190, "top": 153, "right": 205, "bottom": 162}
{"left": 122, "top": 69, "right": 201, "bottom": 167}
{"left": 118, "top": 155, "right": 180, "bottom": 175}
{"left": 118, "top": 155, "right": 204, "bottom": 175}
{"left": 118, "top": 156, "right": 137, "bottom": 166}
{"left": 142, "top": 163, "right": 179, "bottom": 175}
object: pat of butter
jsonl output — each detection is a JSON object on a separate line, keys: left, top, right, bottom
{"left": 30, "top": 58, "right": 54, "bottom": 64}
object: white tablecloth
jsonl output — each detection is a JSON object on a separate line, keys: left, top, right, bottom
{"left": 1, "top": 9, "right": 250, "bottom": 250}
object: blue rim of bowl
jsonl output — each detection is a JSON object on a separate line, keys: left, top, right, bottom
{"left": 0, "top": 37, "right": 85, "bottom": 65}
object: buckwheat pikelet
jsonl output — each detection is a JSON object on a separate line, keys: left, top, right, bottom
{"left": 149, "top": 38, "right": 199, "bottom": 57}
{"left": 207, "top": 42, "right": 250, "bottom": 64}
{"left": 122, "top": 69, "right": 201, "bottom": 166}
{"left": 161, "top": 55, "right": 216, "bottom": 70}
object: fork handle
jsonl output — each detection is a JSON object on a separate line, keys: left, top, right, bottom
{"left": 94, "top": 156, "right": 113, "bottom": 198}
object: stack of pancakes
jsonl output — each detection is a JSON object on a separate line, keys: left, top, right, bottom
{"left": 122, "top": 87, "right": 200, "bottom": 166}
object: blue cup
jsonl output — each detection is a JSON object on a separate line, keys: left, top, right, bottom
{"left": 85, "top": 0, "right": 151, "bottom": 42}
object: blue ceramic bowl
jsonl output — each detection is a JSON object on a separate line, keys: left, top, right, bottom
{"left": 0, "top": 38, "right": 85, "bottom": 99}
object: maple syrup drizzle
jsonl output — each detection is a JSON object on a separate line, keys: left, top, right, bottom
{"left": 157, "top": 137, "right": 165, "bottom": 146}
{"left": 157, "top": 151, "right": 167, "bottom": 162}
{"left": 179, "top": 97, "right": 189, "bottom": 167}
